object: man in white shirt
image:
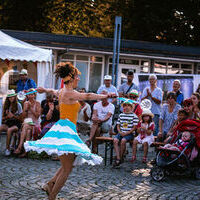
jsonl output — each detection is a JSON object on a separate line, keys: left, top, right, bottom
{"left": 97, "top": 75, "right": 118, "bottom": 103}
{"left": 77, "top": 89, "right": 92, "bottom": 135}
{"left": 85, "top": 91, "right": 115, "bottom": 153}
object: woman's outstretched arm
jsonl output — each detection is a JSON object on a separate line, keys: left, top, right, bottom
{"left": 70, "top": 90, "right": 116, "bottom": 101}
{"left": 37, "top": 87, "right": 59, "bottom": 97}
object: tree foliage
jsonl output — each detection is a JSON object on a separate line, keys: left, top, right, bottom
{"left": 0, "top": 0, "right": 52, "bottom": 32}
{"left": 0, "top": 0, "right": 200, "bottom": 46}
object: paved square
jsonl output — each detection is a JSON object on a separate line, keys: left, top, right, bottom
{"left": 0, "top": 134, "right": 200, "bottom": 200}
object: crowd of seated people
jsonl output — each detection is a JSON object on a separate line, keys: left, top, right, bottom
{"left": 0, "top": 70, "right": 200, "bottom": 168}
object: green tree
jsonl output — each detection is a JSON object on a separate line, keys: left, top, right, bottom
{"left": 114, "top": 0, "right": 200, "bottom": 46}
{"left": 48, "top": 0, "right": 114, "bottom": 37}
{"left": 1, "top": 0, "right": 200, "bottom": 46}
{"left": 0, "top": 0, "right": 52, "bottom": 32}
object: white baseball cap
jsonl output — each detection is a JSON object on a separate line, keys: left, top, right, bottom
{"left": 104, "top": 75, "right": 112, "bottom": 80}
{"left": 20, "top": 69, "right": 28, "bottom": 75}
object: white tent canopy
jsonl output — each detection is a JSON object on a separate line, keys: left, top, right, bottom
{"left": 0, "top": 30, "right": 52, "bottom": 62}
{"left": 0, "top": 30, "right": 53, "bottom": 102}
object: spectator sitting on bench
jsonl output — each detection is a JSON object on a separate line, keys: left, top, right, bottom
{"left": 113, "top": 101, "right": 139, "bottom": 167}
{"left": 85, "top": 90, "right": 115, "bottom": 153}
{"left": 77, "top": 88, "right": 92, "bottom": 135}
{"left": 14, "top": 88, "right": 41, "bottom": 157}
{"left": 40, "top": 94, "right": 60, "bottom": 138}
{"left": 0, "top": 90, "right": 23, "bottom": 156}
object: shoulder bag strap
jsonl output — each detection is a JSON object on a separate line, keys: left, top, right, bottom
{"left": 125, "top": 83, "right": 133, "bottom": 94}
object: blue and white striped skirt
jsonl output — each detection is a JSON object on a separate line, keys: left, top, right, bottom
{"left": 24, "top": 119, "right": 103, "bottom": 166}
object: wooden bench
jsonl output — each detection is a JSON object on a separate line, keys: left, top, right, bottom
{"left": 96, "top": 136, "right": 114, "bottom": 166}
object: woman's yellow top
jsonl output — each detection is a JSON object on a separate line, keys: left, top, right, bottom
{"left": 59, "top": 102, "right": 80, "bottom": 125}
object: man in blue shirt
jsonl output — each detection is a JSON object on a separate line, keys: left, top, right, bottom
{"left": 16, "top": 69, "right": 37, "bottom": 93}
{"left": 118, "top": 70, "right": 139, "bottom": 98}
{"left": 172, "top": 80, "right": 184, "bottom": 106}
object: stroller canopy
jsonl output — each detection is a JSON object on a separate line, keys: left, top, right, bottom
{"left": 173, "top": 119, "right": 200, "bottom": 148}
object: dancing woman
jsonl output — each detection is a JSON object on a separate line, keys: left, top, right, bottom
{"left": 24, "top": 62, "right": 114, "bottom": 200}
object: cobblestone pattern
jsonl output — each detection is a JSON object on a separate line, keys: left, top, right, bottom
{"left": 0, "top": 135, "right": 200, "bottom": 200}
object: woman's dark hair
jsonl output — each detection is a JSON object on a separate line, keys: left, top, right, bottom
{"left": 166, "top": 92, "right": 177, "bottom": 101}
{"left": 54, "top": 62, "right": 76, "bottom": 84}
{"left": 3, "top": 96, "right": 18, "bottom": 117}
{"left": 197, "top": 101, "right": 200, "bottom": 110}
{"left": 178, "top": 108, "right": 189, "bottom": 118}
{"left": 191, "top": 92, "right": 200, "bottom": 100}
{"left": 141, "top": 115, "right": 153, "bottom": 123}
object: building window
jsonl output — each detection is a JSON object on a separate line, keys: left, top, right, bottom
{"left": 154, "top": 61, "right": 167, "bottom": 74}
{"left": 119, "top": 59, "right": 139, "bottom": 65}
{"left": 61, "top": 54, "right": 74, "bottom": 60}
{"left": 89, "top": 63, "right": 102, "bottom": 92}
{"left": 76, "top": 55, "right": 89, "bottom": 61}
{"left": 167, "top": 63, "right": 180, "bottom": 74}
{"left": 61, "top": 53, "right": 103, "bottom": 91}
{"left": 180, "top": 64, "right": 193, "bottom": 74}
{"left": 140, "top": 60, "right": 150, "bottom": 73}
{"left": 154, "top": 61, "right": 193, "bottom": 74}
{"left": 76, "top": 61, "right": 88, "bottom": 90}
{"left": 90, "top": 56, "right": 102, "bottom": 62}
{"left": 197, "top": 64, "right": 200, "bottom": 74}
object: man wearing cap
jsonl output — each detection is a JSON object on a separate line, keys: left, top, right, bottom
{"left": 16, "top": 69, "right": 37, "bottom": 93}
{"left": 141, "top": 74, "right": 162, "bottom": 136}
{"left": 118, "top": 70, "right": 139, "bottom": 98}
{"left": 97, "top": 75, "right": 118, "bottom": 103}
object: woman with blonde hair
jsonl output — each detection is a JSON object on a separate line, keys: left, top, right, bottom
{"left": 24, "top": 62, "right": 115, "bottom": 200}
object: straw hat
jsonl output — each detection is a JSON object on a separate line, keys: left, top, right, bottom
{"left": 24, "top": 118, "right": 35, "bottom": 125}
{"left": 7, "top": 89, "right": 17, "bottom": 98}
{"left": 141, "top": 109, "right": 154, "bottom": 118}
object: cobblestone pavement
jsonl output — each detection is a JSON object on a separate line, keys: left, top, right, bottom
{"left": 0, "top": 134, "right": 200, "bottom": 200}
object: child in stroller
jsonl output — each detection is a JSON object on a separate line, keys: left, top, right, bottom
{"left": 151, "top": 119, "right": 200, "bottom": 181}
{"left": 161, "top": 131, "right": 191, "bottom": 154}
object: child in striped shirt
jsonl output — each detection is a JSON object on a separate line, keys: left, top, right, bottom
{"left": 113, "top": 101, "right": 139, "bottom": 167}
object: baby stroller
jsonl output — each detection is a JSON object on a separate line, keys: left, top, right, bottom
{"left": 151, "top": 119, "right": 200, "bottom": 181}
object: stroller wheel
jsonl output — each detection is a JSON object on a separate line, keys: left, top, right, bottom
{"left": 195, "top": 168, "right": 200, "bottom": 180}
{"left": 151, "top": 166, "right": 165, "bottom": 181}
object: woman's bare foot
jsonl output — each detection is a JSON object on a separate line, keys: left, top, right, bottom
{"left": 18, "top": 152, "right": 27, "bottom": 158}
{"left": 14, "top": 148, "right": 21, "bottom": 154}
{"left": 42, "top": 182, "right": 54, "bottom": 196}
{"left": 42, "top": 183, "right": 51, "bottom": 195}
{"left": 48, "top": 193, "right": 56, "bottom": 200}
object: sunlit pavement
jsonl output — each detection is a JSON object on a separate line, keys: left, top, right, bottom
{"left": 0, "top": 134, "right": 200, "bottom": 200}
